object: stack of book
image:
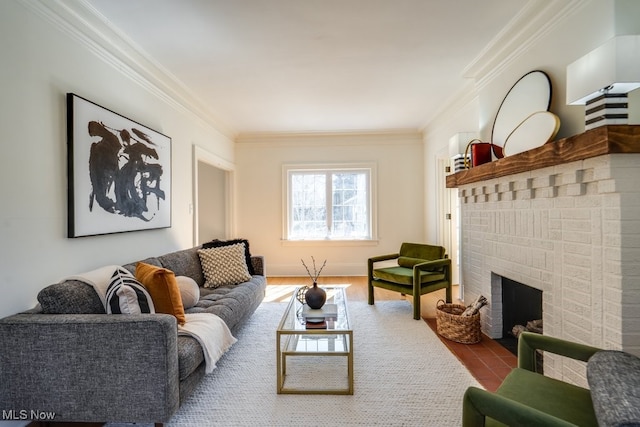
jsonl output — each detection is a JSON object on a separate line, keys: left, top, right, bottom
{"left": 302, "top": 304, "right": 337, "bottom": 329}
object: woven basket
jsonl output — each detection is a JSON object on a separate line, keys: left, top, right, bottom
{"left": 435, "top": 300, "right": 481, "bottom": 344}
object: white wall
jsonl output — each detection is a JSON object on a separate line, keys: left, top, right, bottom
{"left": 0, "top": 1, "right": 234, "bottom": 318}
{"left": 235, "top": 131, "right": 424, "bottom": 276}
{"left": 422, "top": 0, "right": 640, "bottom": 245}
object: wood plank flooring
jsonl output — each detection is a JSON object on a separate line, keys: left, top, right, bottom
{"left": 265, "top": 275, "right": 452, "bottom": 318}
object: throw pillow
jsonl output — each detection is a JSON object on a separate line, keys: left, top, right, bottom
{"left": 135, "top": 262, "right": 186, "bottom": 326}
{"left": 202, "top": 238, "right": 255, "bottom": 275}
{"left": 176, "top": 276, "right": 200, "bottom": 309}
{"left": 198, "top": 243, "right": 252, "bottom": 288}
{"left": 105, "top": 267, "right": 155, "bottom": 314}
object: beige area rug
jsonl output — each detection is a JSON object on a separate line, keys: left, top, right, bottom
{"left": 158, "top": 300, "right": 481, "bottom": 426}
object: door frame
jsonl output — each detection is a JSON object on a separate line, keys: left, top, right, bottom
{"left": 435, "top": 155, "right": 461, "bottom": 298}
{"left": 192, "top": 145, "right": 235, "bottom": 246}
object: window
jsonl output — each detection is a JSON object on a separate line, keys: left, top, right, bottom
{"left": 283, "top": 164, "right": 376, "bottom": 241}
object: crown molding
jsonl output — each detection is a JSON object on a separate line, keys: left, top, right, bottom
{"left": 462, "top": 0, "right": 587, "bottom": 89}
{"left": 235, "top": 129, "right": 423, "bottom": 147}
{"left": 18, "top": 0, "right": 236, "bottom": 140}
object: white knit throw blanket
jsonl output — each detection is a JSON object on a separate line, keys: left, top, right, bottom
{"left": 63, "top": 264, "right": 123, "bottom": 306}
{"left": 179, "top": 313, "right": 237, "bottom": 374}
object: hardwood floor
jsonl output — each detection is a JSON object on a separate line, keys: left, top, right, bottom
{"left": 265, "top": 275, "right": 453, "bottom": 318}
{"left": 267, "top": 275, "right": 516, "bottom": 392}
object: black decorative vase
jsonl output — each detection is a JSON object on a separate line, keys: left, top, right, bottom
{"left": 305, "top": 282, "right": 326, "bottom": 309}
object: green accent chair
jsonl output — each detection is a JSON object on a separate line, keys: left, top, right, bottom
{"left": 367, "top": 242, "right": 452, "bottom": 320}
{"left": 463, "top": 332, "right": 603, "bottom": 427}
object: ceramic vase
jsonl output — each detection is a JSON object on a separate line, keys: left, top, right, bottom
{"left": 304, "top": 282, "right": 326, "bottom": 309}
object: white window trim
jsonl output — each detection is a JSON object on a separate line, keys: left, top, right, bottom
{"left": 282, "top": 162, "right": 378, "bottom": 245}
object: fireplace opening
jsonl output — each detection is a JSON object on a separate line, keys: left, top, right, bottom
{"left": 495, "top": 277, "right": 543, "bottom": 362}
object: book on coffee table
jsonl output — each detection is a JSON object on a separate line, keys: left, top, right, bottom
{"left": 301, "top": 304, "right": 338, "bottom": 322}
{"left": 305, "top": 320, "right": 327, "bottom": 329}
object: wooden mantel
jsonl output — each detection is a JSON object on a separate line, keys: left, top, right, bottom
{"left": 446, "top": 125, "right": 640, "bottom": 188}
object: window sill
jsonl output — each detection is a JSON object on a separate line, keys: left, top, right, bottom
{"left": 281, "top": 239, "right": 379, "bottom": 247}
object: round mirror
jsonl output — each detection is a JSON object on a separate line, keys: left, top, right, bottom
{"left": 491, "top": 70, "right": 552, "bottom": 158}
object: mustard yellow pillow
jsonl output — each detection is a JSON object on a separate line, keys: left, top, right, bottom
{"left": 135, "top": 262, "right": 186, "bottom": 326}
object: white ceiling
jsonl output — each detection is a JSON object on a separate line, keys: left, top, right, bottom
{"left": 85, "top": 0, "right": 529, "bottom": 135}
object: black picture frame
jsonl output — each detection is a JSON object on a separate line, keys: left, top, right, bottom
{"left": 67, "top": 93, "right": 172, "bottom": 237}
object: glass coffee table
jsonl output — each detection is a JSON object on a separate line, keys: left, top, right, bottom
{"left": 276, "top": 286, "right": 353, "bottom": 394}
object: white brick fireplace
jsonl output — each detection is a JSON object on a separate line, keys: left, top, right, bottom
{"left": 451, "top": 128, "right": 640, "bottom": 384}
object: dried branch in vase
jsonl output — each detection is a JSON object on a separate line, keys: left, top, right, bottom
{"left": 301, "top": 256, "right": 327, "bottom": 283}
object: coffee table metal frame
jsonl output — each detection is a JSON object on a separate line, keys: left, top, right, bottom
{"left": 276, "top": 286, "right": 353, "bottom": 394}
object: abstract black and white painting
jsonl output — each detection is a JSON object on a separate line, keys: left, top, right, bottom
{"left": 67, "top": 93, "right": 171, "bottom": 237}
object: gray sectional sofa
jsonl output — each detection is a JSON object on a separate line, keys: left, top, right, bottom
{"left": 0, "top": 245, "right": 266, "bottom": 425}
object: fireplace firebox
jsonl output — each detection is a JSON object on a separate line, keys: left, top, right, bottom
{"left": 495, "top": 276, "right": 542, "bottom": 358}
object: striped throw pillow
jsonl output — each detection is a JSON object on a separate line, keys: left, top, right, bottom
{"left": 106, "top": 267, "right": 155, "bottom": 314}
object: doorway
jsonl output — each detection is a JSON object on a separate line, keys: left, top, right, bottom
{"left": 436, "top": 157, "right": 461, "bottom": 297}
{"left": 197, "top": 161, "right": 226, "bottom": 243}
{"left": 192, "top": 145, "right": 234, "bottom": 246}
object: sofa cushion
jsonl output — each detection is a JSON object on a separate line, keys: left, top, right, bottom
{"left": 198, "top": 244, "right": 252, "bottom": 288}
{"left": 177, "top": 335, "right": 205, "bottom": 381}
{"left": 187, "top": 275, "right": 266, "bottom": 331}
{"left": 157, "top": 248, "right": 205, "bottom": 287}
{"left": 587, "top": 350, "right": 640, "bottom": 427}
{"left": 202, "top": 238, "right": 255, "bottom": 275}
{"left": 121, "top": 257, "right": 162, "bottom": 276}
{"left": 135, "top": 262, "right": 186, "bottom": 326}
{"left": 105, "top": 268, "right": 154, "bottom": 314}
{"left": 37, "top": 280, "right": 105, "bottom": 314}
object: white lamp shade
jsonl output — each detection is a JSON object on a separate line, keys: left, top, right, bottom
{"left": 566, "top": 35, "right": 640, "bottom": 105}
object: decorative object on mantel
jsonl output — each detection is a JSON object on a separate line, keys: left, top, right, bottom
{"left": 502, "top": 111, "right": 560, "bottom": 157}
{"left": 491, "top": 70, "right": 555, "bottom": 158}
{"left": 300, "top": 257, "right": 327, "bottom": 309}
{"left": 445, "top": 125, "right": 640, "bottom": 188}
{"left": 566, "top": 35, "right": 640, "bottom": 130}
{"left": 463, "top": 139, "right": 501, "bottom": 168}
{"left": 449, "top": 132, "right": 476, "bottom": 172}
{"left": 453, "top": 70, "right": 559, "bottom": 170}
